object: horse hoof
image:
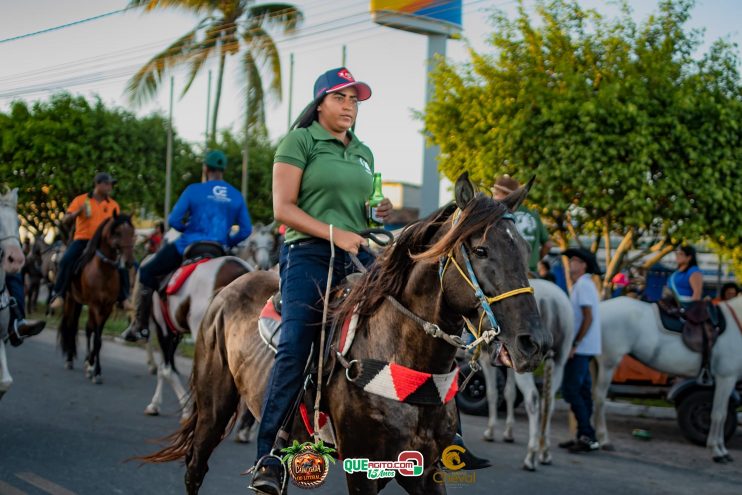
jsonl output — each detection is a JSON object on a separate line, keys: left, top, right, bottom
{"left": 91, "top": 375, "right": 102, "bottom": 385}
{"left": 236, "top": 430, "right": 251, "bottom": 444}
{"left": 144, "top": 405, "right": 159, "bottom": 416}
{"left": 148, "top": 366, "right": 157, "bottom": 375}
{"left": 601, "top": 443, "right": 616, "bottom": 452}
{"left": 724, "top": 454, "right": 733, "bottom": 462}
{"left": 64, "top": 361, "right": 73, "bottom": 370}
{"left": 539, "top": 454, "right": 552, "bottom": 465}
{"left": 503, "top": 437, "right": 515, "bottom": 444}
{"left": 522, "top": 464, "right": 536, "bottom": 472}
{"left": 483, "top": 434, "right": 495, "bottom": 443}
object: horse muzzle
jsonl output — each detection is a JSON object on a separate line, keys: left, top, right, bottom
{"left": 498, "top": 314, "right": 551, "bottom": 373}
{"left": 1, "top": 243, "right": 25, "bottom": 274}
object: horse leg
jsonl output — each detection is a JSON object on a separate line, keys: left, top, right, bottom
{"left": 512, "top": 372, "right": 540, "bottom": 471}
{"left": 61, "top": 300, "right": 82, "bottom": 370}
{"left": 184, "top": 345, "right": 240, "bottom": 494}
{"left": 146, "top": 336, "right": 158, "bottom": 375}
{"left": 594, "top": 355, "right": 618, "bottom": 450}
{"left": 89, "top": 305, "right": 112, "bottom": 384}
{"left": 503, "top": 368, "right": 517, "bottom": 442}
{"left": 539, "top": 359, "right": 565, "bottom": 465}
{"left": 235, "top": 402, "right": 257, "bottom": 443}
{"left": 84, "top": 318, "right": 95, "bottom": 379}
{"left": 0, "top": 339, "right": 13, "bottom": 400}
{"left": 343, "top": 472, "right": 382, "bottom": 495}
{"left": 145, "top": 362, "right": 166, "bottom": 416}
{"left": 480, "top": 357, "right": 499, "bottom": 442}
{"left": 708, "top": 374, "right": 736, "bottom": 462}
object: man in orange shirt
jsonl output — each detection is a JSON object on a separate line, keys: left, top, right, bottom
{"left": 50, "top": 173, "right": 125, "bottom": 309}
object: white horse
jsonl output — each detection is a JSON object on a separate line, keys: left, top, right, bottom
{"left": 480, "top": 278, "right": 574, "bottom": 470}
{"left": 0, "top": 187, "right": 26, "bottom": 400}
{"left": 237, "top": 223, "right": 280, "bottom": 271}
{"left": 595, "top": 296, "right": 742, "bottom": 462}
{"left": 143, "top": 254, "right": 253, "bottom": 419}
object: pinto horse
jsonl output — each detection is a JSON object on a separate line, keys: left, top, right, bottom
{"left": 140, "top": 174, "right": 551, "bottom": 494}
{"left": 0, "top": 187, "right": 25, "bottom": 400}
{"left": 480, "top": 278, "right": 574, "bottom": 471}
{"left": 59, "top": 213, "right": 135, "bottom": 383}
{"left": 594, "top": 296, "right": 742, "bottom": 462}
{"left": 142, "top": 253, "right": 253, "bottom": 419}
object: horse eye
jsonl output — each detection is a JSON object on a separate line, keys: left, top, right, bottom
{"left": 473, "top": 247, "right": 488, "bottom": 258}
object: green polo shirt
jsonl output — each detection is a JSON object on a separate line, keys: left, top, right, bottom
{"left": 275, "top": 121, "right": 375, "bottom": 244}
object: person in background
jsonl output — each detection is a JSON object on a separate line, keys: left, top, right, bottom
{"left": 147, "top": 221, "right": 165, "bottom": 254}
{"left": 492, "top": 175, "right": 552, "bottom": 274}
{"left": 538, "top": 259, "right": 556, "bottom": 283}
{"left": 668, "top": 245, "right": 703, "bottom": 307}
{"left": 559, "top": 247, "right": 602, "bottom": 453}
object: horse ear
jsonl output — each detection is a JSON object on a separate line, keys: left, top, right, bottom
{"left": 454, "top": 172, "right": 475, "bottom": 210}
{"left": 501, "top": 176, "right": 535, "bottom": 212}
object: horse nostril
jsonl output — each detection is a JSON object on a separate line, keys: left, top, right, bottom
{"left": 516, "top": 333, "right": 541, "bottom": 358}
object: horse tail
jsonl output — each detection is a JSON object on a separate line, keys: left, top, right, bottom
{"left": 539, "top": 350, "right": 554, "bottom": 451}
{"left": 133, "top": 303, "right": 239, "bottom": 464}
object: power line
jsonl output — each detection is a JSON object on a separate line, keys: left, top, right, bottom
{"left": 0, "top": 0, "right": 504, "bottom": 100}
{"left": 0, "top": 7, "right": 130, "bottom": 45}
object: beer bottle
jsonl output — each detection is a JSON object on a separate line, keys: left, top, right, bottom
{"left": 367, "top": 173, "right": 384, "bottom": 228}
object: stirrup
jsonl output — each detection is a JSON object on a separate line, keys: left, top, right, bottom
{"left": 247, "top": 453, "right": 287, "bottom": 495}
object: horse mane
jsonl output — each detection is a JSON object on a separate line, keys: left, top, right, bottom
{"left": 335, "top": 193, "right": 509, "bottom": 322}
{"left": 75, "top": 213, "right": 132, "bottom": 272}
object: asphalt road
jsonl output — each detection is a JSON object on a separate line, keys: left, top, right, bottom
{"left": 1, "top": 330, "right": 740, "bottom": 495}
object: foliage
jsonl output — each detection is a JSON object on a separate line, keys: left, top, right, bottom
{"left": 0, "top": 93, "right": 198, "bottom": 235}
{"left": 424, "top": 0, "right": 742, "bottom": 291}
{"left": 127, "top": 0, "right": 303, "bottom": 138}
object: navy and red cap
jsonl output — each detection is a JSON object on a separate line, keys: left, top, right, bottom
{"left": 313, "top": 67, "right": 372, "bottom": 101}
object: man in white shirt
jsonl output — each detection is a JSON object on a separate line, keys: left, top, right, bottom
{"left": 559, "top": 247, "right": 601, "bottom": 453}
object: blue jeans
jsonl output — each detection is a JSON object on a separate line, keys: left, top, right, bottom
{"left": 257, "top": 239, "right": 374, "bottom": 459}
{"left": 561, "top": 355, "right": 596, "bottom": 440}
{"left": 53, "top": 240, "right": 87, "bottom": 296}
{"left": 6, "top": 272, "right": 25, "bottom": 319}
{"left": 139, "top": 243, "right": 183, "bottom": 289}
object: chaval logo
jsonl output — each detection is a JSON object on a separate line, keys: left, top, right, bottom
{"left": 358, "top": 157, "right": 371, "bottom": 175}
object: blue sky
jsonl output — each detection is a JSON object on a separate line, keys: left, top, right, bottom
{"left": 1, "top": 0, "right": 740, "bottom": 204}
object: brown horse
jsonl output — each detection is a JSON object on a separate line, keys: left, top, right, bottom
{"left": 59, "top": 213, "right": 135, "bottom": 383}
{"left": 141, "top": 174, "right": 551, "bottom": 494}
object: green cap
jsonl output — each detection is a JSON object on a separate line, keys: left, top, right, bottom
{"left": 205, "top": 150, "right": 227, "bottom": 170}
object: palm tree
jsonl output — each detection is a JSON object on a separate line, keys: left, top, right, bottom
{"left": 126, "top": 0, "right": 302, "bottom": 139}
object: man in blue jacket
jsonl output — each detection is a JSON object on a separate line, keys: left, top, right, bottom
{"left": 120, "top": 150, "right": 252, "bottom": 342}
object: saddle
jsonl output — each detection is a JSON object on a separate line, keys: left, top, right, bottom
{"left": 656, "top": 298, "right": 726, "bottom": 385}
{"left": 156, "top": 241, "right": 226, "bottom": 335}
{"left": 157, "top": 241, "right": 226, "bottom": 296}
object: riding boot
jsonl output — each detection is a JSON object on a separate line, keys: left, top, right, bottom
{"left": 5, "top": 298, "right": 46, "bottom": 347}
{"left": 452, "top": 433, "right": 492, "bottom": 470}
{"left": 119, "top": 286, "right": 153, "bottom": 343}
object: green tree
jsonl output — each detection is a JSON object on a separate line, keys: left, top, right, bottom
{"left": 424, "top": 0, "right": 742, "bottom": 293}
{"left": 0, "top": 93, "right": 198, "bottom": 235}
{"left": 126, "top": 0, "right": 302, "bottom": 139}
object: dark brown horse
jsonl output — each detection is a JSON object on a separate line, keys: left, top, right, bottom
{"left": 59, "top": 213, "right": 135, "bottom": 383}
{"left": 141, "top": 174, "right": 551, "bottom": 494}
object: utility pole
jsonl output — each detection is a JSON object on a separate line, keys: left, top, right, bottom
{"left": 205, "top": 70, "right": 212, "bottom": 151}
{"left": 287, "top": 53, "right": 294, "bottom": 130}
{"left": 242, "top": 79, "right": 249, "bottom": 202}
{"left": 164, "top": 76, "right": 174, "bottom": 228}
